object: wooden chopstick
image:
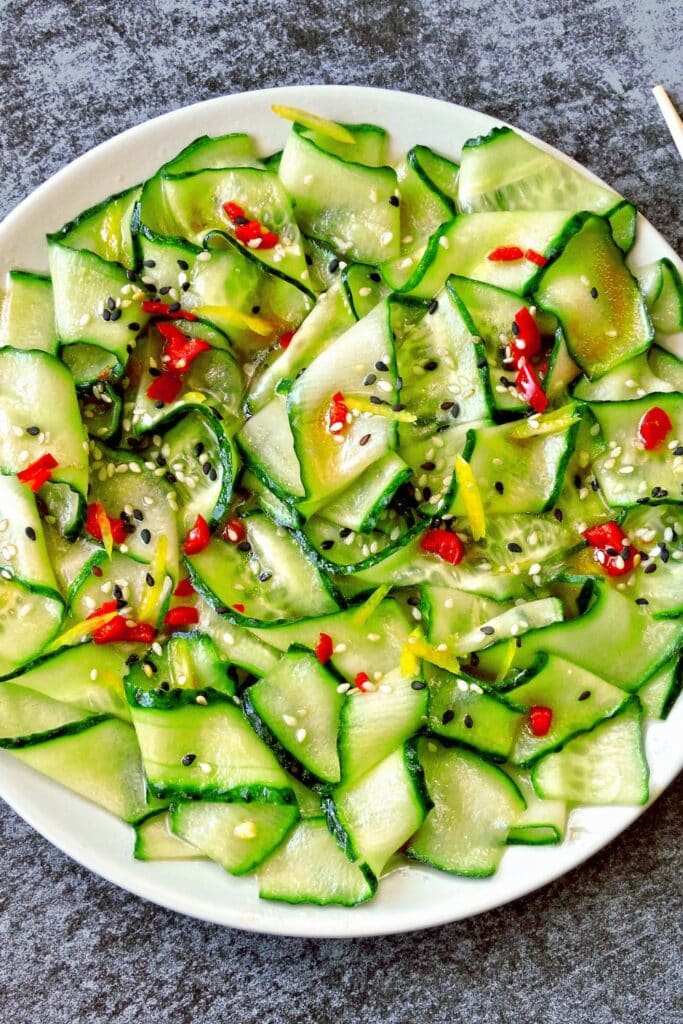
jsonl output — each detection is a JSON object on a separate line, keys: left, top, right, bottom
{"left": 653, "top": 85, "right": 683, "bottom": 161}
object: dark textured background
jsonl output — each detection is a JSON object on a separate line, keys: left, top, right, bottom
{"left": 0, "top": 1, "right": 681, "bottom": 1021}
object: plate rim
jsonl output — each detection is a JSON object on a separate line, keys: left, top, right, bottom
{"left": 0, "top": 83, "right": 681, "bottom": 939}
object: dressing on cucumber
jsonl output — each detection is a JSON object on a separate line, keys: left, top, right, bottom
{"left": 0, "top": 104, "right": 680, "bottom": 909}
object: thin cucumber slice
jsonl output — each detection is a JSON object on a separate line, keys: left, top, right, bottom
{"left": 0, "top": 577, "right": 64, "bottom": 680}
{"left": 341, "top": 262, "right": 389, "bottom": 319}
{"left": 0, "top": 347, "right": 88, "bottom": 498}
{"left": 407, "top": 738, "right": 525, "bottom": 876}
{"left": 531, "top": 702, "right": 648, "bottom": 805}
{"left": 338, "top": 667, "right": 428, "bottom": 785}
{"left": 0, "top": 474, "right": 59, "bottom": 593}
{"left": 506, "top": 654, "right": 631, "bottom": 766}
{"left": 328, "top": 745, "right": 428, "bottom": 878}
{"left": 134, "top": 810, "right": 204, "bottom": 861}
{"left": 319, "top": 452, "right": 412, "bottom": 532}
{"left": 505, "top": 768, "right": 567, "bottom": 845}
{"left": 128, "top": 692, "right": 293, "bottom": 802}
{"left": 301, "top": 122, "right": 388, "bottom": 167}
{"left": 79, "top": 381, "right": 122, "bottom": 441}
{"left": 279, "top": 123, "right": 400, "bottom": 263}
{"left": 544, "top": 328, "right": 581, "bottom": 401}
{"left": 242, "top": 469, "right": 302, "bottom": 530}
{"left": 170, "top": 799, "right": 298, "bottom": 875}
{"left": 0, "top": 682, "right": 92, "bottom": 747}
{"left": 426, "top": 664, "right": 521, "bottom": 759}
{"left": 411, "top": 145, "right": 460, "bottom": 205}
{"left": 61, "top": 341, "right": 122, "bottom": 388}
{"left": 393, "top": 148, "right": 453, "bottom": 257}
{"left": 56, "top": 186, "right": 139, "bottom": 268}
{"left": 0, "top": 642, "right": 131, "bottom": 721}
{"left": 39, "top": 480, "right": 84, "bottom": 545}
{"left": 638, "top": 656, "right": 682, "bottom": 720}
{"left": 238, "top": 395, "right": 304, "bottom": 500}
{"left": 452, "top": 598, "right": 564, "bottom": 656}
{"left": 534, "top": 215, "right": 653, "bottom": 379}
{"left": 11, "top": 717, "right": 161, "bottom": 823}
{"left": 383, "top": 211, "right": 577, "bottom": 297}
{"left": 573, "top": 352, "right": 673, "bottom": 402}
{"left": 635, "top": 257, "right": 683, "bottom": 335}
{"left": 288, "top": 301, "right": 398, "bottom": 504}
{"left": 48, "top": 239, "right": 149, "bottom": 369}
{"left": 648, "top": 345, "right": 683, "bottom": 391}
{"left": 590, "top": 394, "right": 682, "bottom": 507}
{"left": 186, "top": 512, "right": 338, "bottom": 627}
{"left": 426, "top": 587, "right": 510, "bottom": 645}
{"left": 245, "top": 650, "right": 344, "bottom": 783}
{"left": 44, "top": 526, "right": 101, "bottom": 600}
{"left": 163, "top": 411, "right": 233, "bottom": 531}
{"left": 69, "top": 551, "right": 173, "bottom": 630}
{"left": 258, "top": 818, "right": 375, "bottom": 906}
{"left": 163, "top": 132, "right": 263, "bottom": 175}
{"left": 0, "top": 270, "right": 57, "bottom": 353}
{"left": 249, "top": 598, "right": 413, "bottom": 682}
{"left": 622, "top": 504, "right": 683, "bottom": 617}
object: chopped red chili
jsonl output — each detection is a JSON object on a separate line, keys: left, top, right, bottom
{"left": 232, "top": 603, "right": 246, "bottom": 613}
{"left": 524, "top": 248, "right": 548, "bottom": 267}
{"left": 420, "top": 528, "right": 465, "bottom": 565}
{"left": 146, "top": 372, "right": 183, "bottom": 404}
{"left": 222, "top": 518, "right": 247, "bottom": 544}
{"left": 327, "top": 391, "right": 349, "bottom": 434}
{"left": 88, "top": 602, "right": 157, "bottom": 644}
{"left": 315, "top": 632, "right": 334, "bottom": 665}
{"left": 235, "top": 219, "right": 263, "bottom": 243}
{"left": 17, "top": 453, "right": 58, "bottom": 491}
{"left": 637, "top": 406, "right": 672, "bottom": 451}
{"left": 515, "top": 360, "right": 548, "bottom": 414}
{"left": 354, "top": 671, "right": 372, "bottom": 692}
{"left": 511, "top": 307, "right": 542, "bottom": 365}
{"left": 222, "top": 201, "right": 245, "bottom": 220}
{"left": 583, "top": 520, "right": 635, "bottom": 577}
{"left": 183, "top": 514, "right": 211, "bottom": 556}
{"left": 529, "top": 705, "right": 553, "bottom": 736}
{"left": 258, "top": 231, "right": 279, "bottom": 250}
{"left": 141, "top": 300, "right": 198, "bottom": 321}
{"left": 487, "top": 245, "right": 524, "bottom": 262}
{"left": 158, "top": 321, "right": 211, "bottom": 372}
{"left": 173, "top": 577, "right": 195, "bottom": 597}
{"left": 164, "top": 606, "right": 200, "bottom": 629}
{"left": 85, "top": 502, "right": 127, "bottom": 545}
{"left": 279, "top": 330, "right": 295, "bottom": 349}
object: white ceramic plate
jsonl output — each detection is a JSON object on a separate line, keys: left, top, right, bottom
{"left": 1, "top": 85, "right": 681, "bottom": 938}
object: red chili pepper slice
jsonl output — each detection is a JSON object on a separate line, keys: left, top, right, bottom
{"left": 17, "top": 453, "right": 58, "bottom": 491}
{"left": 183, "top": 514, "right": 211, "bottom": 556}
{"left": 529, "top": 705, "right": 553, "bottom": 736}
{"left": 524, "top": 248, "right": 548, "bottom": 267}
{"left": 173, "top": 577, "right": 195, "bottom": 597}
{"left": 92, "top": 615, "right": 129, "bottom": 644}
{"left": 158, "top": 321, "right": 212, "bottom": 373}
{"left": 125, "top": 622, "right": 157, "bottom": 644}
{"left": 583, "top": 520, "right": 635, "bottom": 577}
{"left": 511, "top": 307, "right": 542, "bottom": 365}
{"left": 85, "top": 502, "right": 127, "bottom": 546}
{"left": 515, "top": 360, "right": 548, "bottom": 414}
{"left": 223, "top": 201, "right": 245, "bottom": 220}
{"left": 235, "top": 220, "right": 263, "bottom": 243}
{"left": 146, "top": 372, "right": 183, "bottom": 404}
{"left": 354, "top": 671, "right": 372, "bottom": 692}
{"left": 258, "top": 231, "right": 279, "bottom": 250}
{"left": 232, "top": 603, "right": 245, "bottom": 613}
{"left": 141, "top": 300, "right": 197, "bottom": 321}
{"left": 87, "top": 600, "right": 119, "bottom": 620}
{"left": 327, "top": 391, "right": 349, "bottom": 434}
{"left": 315, "top": 632, "right": 334, "bottom": 665}
{"left": 420, "top": 528, "right": 465, "bottom": 565}
{"left": 221, "top": 518, "right": 247, "bottom": 544}
{"left": 637, "top": 406, "right": 673, "bottom": 451}
{"left": 164, "top": 606, "right": 200, "bottom": 629}
{"left": 279, "top": 330, "right": 295, "bottom": 349}
{"left": 487, "top": 246, "right": 524, "bottom": 262}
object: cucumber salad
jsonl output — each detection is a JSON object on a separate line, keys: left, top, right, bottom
{"left": 0, "top": 105, "right": 681, "bottom": 908}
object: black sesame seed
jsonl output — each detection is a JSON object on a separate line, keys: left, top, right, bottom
{"left": 421, "top": 461, "right": 436, "bottom": 471}
{"left": 259, "top": 571, "right": 273, "bottom": 582}
{"left": 388, "top": 195, "right": 400, "bottom": 207}
{"left": 644, "top": 562, "right": 657, "bottom": 574}
{"left": 359, "top": 433, "right": 371, "bottom": 446}
{"left": 441, "top": 709, "right": 455, "bottom": 725}
{"left": 126, "top": 269, "right": 137, "bottom": 282}
{"left": 590, "top": 287, "right": 599, "bottom": 299}
{"left": 102, "top": 309, "right": 111, "bottom": 321}
{"left": 237, "top": 541, "right": 251, "bottom": 553}
{"left": 620, "top": 545, "right": 631, "bottom": 559}
{"left": 106, "top": 296, "right": 115, "bottom": 311}
{"left": 209, "top": 468, "right": 218, "bottom": 481}
{"left": 154, "top": 401, "right": 164, "bottom": 409}
{"left": 660, "top": 545, "right": 670, "bottom": 563}
{"left": 234, "top": 216, "right": 249, "bottom": 226}
{"left": 181, "top": 281, "right": 191, "bottom": 292}
{"left": 392, "top": 403, "right": 406, "bottom": 412}
{"left": 674, "top": 446, "right": 683, "bottom": 456}
{"left": 428, "top": 298, "right": 438, "bottom": 315}
{"left": 113, "top": 584, "right": 124, "bottom": 600}
{"left": 375, "top": 360, "right": 389, "bottom": 372}
{"left": 573, "top": 474, "right": 582, "bottom": 490}
{"left": 469, "top": 652, "right": 480, "bottom": 667}
{"left": 321, "top": 539, "right": 335, "bottom": 550}
{"left": 159, "top": 681, "right": 170, "bottom": 692}
{"left": 635, "top": 597, "right": 649, "bottom": 605}
{"left": 449, "top": 403, "right": 461, "bottom": 419}
{"left": 591, "top": 479, "right": 600, "bottom": 491}
{"left": 369, "top": 272, "right": 381, "bottom": 282}
{"left": 499, "top": 376, "right": 513, "bottom": 388}
{"left": 339, "top": 527, "right": 352, "bottom": 538}
{"left": 148, "top": 367, "right": 161, "bottom": 377}
{"left": 202, "top": 462, "right": 211, "bottom": 476}
{"left": 436, "top": 423, "right": 451, "bottom": 432}
{"left": 26, "top": 425, "right": 40, "bottom": 436}
{"left": 407, "top": 596, "right": 420, "bottom": 606}
{"left": 145, "top": 573, "right": 155, "bottom": 587}
{"left": 463, "top": 714, "right": 474, "bottom": 729}
{"left": 370, "top": 395, "right": 383, "bottom": 405}
{"left": 133, "top": 508, "right": 143, "bottom": 521}
{"left": 251, "top": 305, "right": 261, "bottom": 315}
{"left": 511, "top": 321, "right": 520, "bottom": 336}
{"left": 440, "top": 401, "right": 453, "bottom": 411}
{"left": 578, "top": 690, "right": 591, "bottom": 701}
{"left": 305, "top": 254, "right": 313, "bottom": 266}
{"left": 125, "top": 653, "right": 139, "bottom": 666}
{"left": 554, "top": 508, "right": 564, "bottom": 522}
{"left": 480, "top": 625, "right": 495, "bottom": 635}
{"left": 423, "top": 360, "right": 438, "bottom": 371}
{"left": 422, "top": 486, "right": 432, "bottom": 500}
{"left": 168, "top": 302, "right": 181, "bottom": 313}
{"left": 140, "top": 528, "right": 151, "bottom": 544}
{"left": 177, "top": 259, "right": 189, "bottom": 270}
{"left": 328, "top": 258, "right": 340, "bottom": 273}
{"left": 128, "top": 322, "right": 140, "bottom": 331}
{"left": 25, "top": 526, "right": 37, "bottom": 541}
{"left": 477, "top": 356, "right": 488, "bottom": 369}
{"left": 363, "top": 373, "right": 377, "bottom": 386}
{"left": 143, "top": 259, "right": 156, "bottom": 268}
{"left": 651, "top": 486, "right": 662, "bottom": 497}
{"left": 181, "top": 753, "right": 196, "bottom": 766}
{"left": 411, "top": 679, "right": 426, "bottom": 690}
{"left": 507, "top": 542, "right": 523, "bottom": 552}
{"left": 494, "top": 481, "right": 504, "bottom": 495}
{"left": 159, "top": 286, "right": 171, "bottom": 296}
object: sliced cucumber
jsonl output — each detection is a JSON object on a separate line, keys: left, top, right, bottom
{"left": 162, "top": 411, "right": 233, "bottom": 531}
{"left": 319, "top": 452, "right": 411, "bottom": 532}
{"left": 635, "top": 257, "right": 683, "bottom": 335}
{"left": 238, "top": 395, "right": 304, "bottom": 500}
{"left": 0, "top": 270, "right": 57, "bottom": 353}
{"left": 134, "top": 810, "right": 204, "bottom": 861}
{"left": 0, "top": 682, "right": 93, "bottom": 747}
{"left": 505, "top": 767, "right": 566, "bottom": 845}
{"left": 573, "top": 352, "right": 673, "bottom": 402}
{"left": 0, "top": 577, "right": 64, "bottom": 679}
{"left": 638, "top": 656, "right": 682, "bottom": 720}
{"left": 426, "top": 664, "right": 521, "bottom": 759}
{"left": 0, "top": 474, "right": 59, "bottom": 593}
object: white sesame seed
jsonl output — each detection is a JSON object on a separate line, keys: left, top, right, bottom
{"left": 295, "top": 727, "right": 307, "bottom": 743}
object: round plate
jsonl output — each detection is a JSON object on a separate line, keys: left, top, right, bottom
{"left": 1, "top": 85, "right": 681, "bottom": 938}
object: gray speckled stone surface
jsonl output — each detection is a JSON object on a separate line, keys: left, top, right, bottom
{"left": 0, "top": 2, "right": 681, "bottom": 1021}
